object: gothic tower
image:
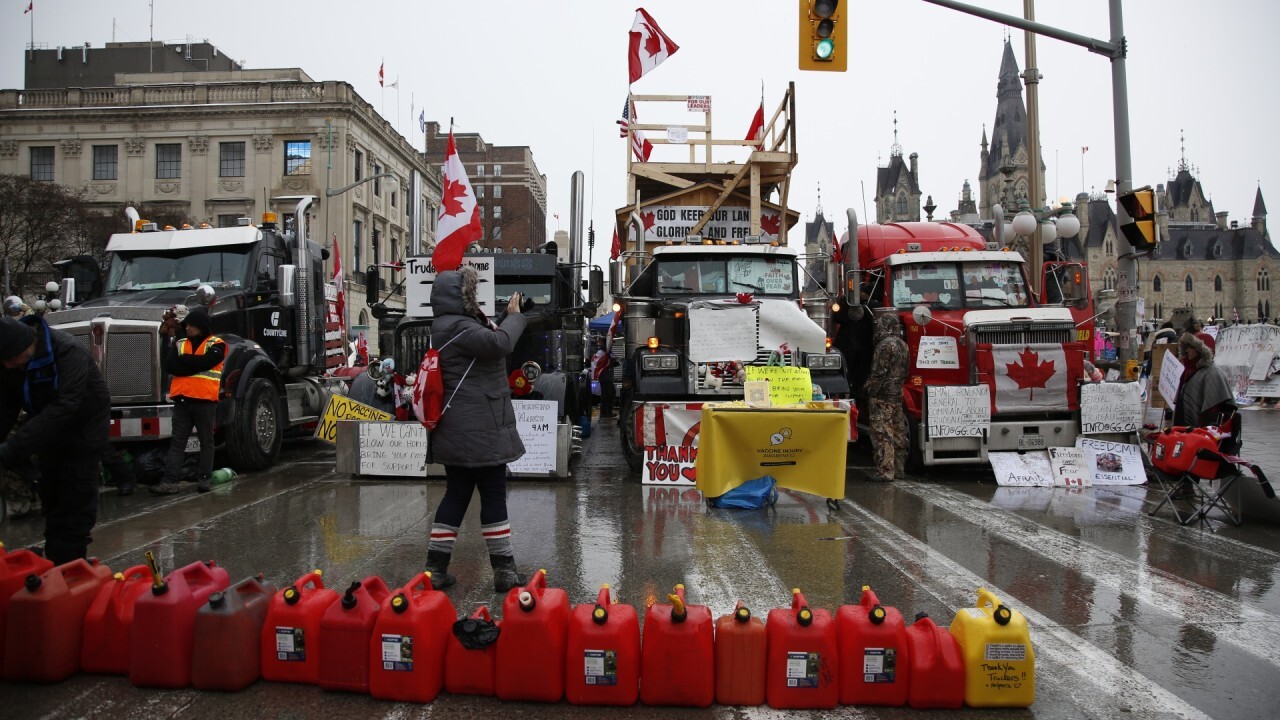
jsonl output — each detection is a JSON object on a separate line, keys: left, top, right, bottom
{"left": 874, "top": 113, "right": 922, "bottom": 223}
{"left": 978, "top": 40, "right": 1046, "bottom": 219}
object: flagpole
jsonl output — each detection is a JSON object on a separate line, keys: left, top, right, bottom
{"left": 29, "top": 3, "right": 34, "bottom": 61}
{"left": 395, "top": 77, "right": 400, "bottom": 136}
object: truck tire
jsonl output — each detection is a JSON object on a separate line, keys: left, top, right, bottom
{"left": 619, "top": 396, "right": 644, "bottom": 474}
{"left": 224, "top": 377, "right": 283, "bottom": 472}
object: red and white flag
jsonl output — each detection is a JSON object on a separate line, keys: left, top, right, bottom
{"left": 988, "top": 344, "right": 1081, "bottom": 413}
{"left": 356, "top": 331, "right": 369, "bottom": 366}
{"left": 24, "top": 2, "right": 33, "bottom": 14}
{"left": 332, "top": 233, "right": 345, "bottom": 336}
{"left": 378, "top": 62, "right": 384, "bottom": 87}
{"left": 628, "top": 8, "right": 679, "bottom": 84}
{"left": 618, "top": 97, "right": 653, "bottom": 161}
{"left": 610, "top": 227, "right": 621, "bottom": 261}
{"left": 592, "top": 310, "right": 622, "bottom": 380}
{"left": 432, "top": 130, "right": 482, "bottom": 272}
{"left": 744, "top": 101, "right": 765, "bottom": 151}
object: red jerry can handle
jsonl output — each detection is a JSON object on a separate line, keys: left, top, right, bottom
{"left": 184, "top": 559, "right": 220, "bottom": 584}
{"left": 592, "top": 584, "right": 613, "bottom": 625}
{"left": 732, "top": 600, "right": 753, "bottom": 623}
{"left": 118, "top": 564, "right": 151, "bottom": 582}
{"left": 282, "top": 569, "right": 325, "bottom": 605}
{"left": 63, "top": 557, "right": 106, "bottom": 583}
{"left": 516, "top": 569, "right": 550, "bottom": 612}
{"left": 362, "top": 575, "right": 392, "bottom": 603}
{"left": 470, "top": 605, "right": 493, "bottom": 622}
{"left": 860, "top": 584, "right": 881, "bottom": 608}
{"left": 403, "top": 571, "right": 435, "bottom": 595}
{"left": 791, "top": 588, "right": 814, "bottom": 626}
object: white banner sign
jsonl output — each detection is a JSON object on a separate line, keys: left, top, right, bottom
{"left": 1048, "top": 446, "right": 1092, "bottom": 488}
{"left": 666, "top": 126, "right": 688, "bottom": 144}
{"left": 917, "top": 336, "right": 960, "bottom": 368}
{"left": 1076, "top": 438, "right": 1146, "bottom": 485}
{"left": 989, "top": 451, "right": 1054, "bottom": 486}
{"left": 403, "top": 256, "right": 496, "bottom": 318}
{"left": 688, "top": 305, "right": 758, "bottom": 362}
{"left": 1156, "top": 347, "right": 1183, "bottom": 410}
{"left": 1079, "top": 382, "right": 1143, "bottom": 434}
{"left": 641, "top": 205, "right": 782, "bottom": 243}
{"left": 926, "top": 385, "right": 991, "bottom": 438}
{"left": 508, "top": 400, "right": 557, "bottom": 474}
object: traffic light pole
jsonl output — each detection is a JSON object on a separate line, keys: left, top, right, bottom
{"left": 921, "top": 0, "right": 1140, "bottom": 364}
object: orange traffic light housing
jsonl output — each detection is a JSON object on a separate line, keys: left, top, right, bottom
{"left": 1117, "top": 186, "right": 1159, "bottom": 251}
{"left": 798, "top": 0, "right": 847, "bottom": 72}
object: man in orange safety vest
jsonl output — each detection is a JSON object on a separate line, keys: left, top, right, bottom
{"left": 151, "top": 305, "right": 225, "bottom": 495}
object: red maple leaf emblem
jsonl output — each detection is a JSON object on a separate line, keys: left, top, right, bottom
{"left": 642, "top": 23, "right": 663, "bottom": 58}
{"left": 441, "top": 178, "right": 470, "bottom": 217}
{"left": 760, "top": 213, "right": 781, "bottom": 237}
{"left": 1005, "top": 347, "right": 1056, "bottom": 400}
{"left": 641, "top": 211, "right": 656, "bottom": 230}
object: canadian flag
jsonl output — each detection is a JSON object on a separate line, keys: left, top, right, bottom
{"left": 378, "top": 62, "right": 384, "bottom": 87}
{"left": 628, "top": 8, "right": 679, "bottom": 84}
{"left": 432, "top": 130, "right": 482, "bottom": 272}
{"left": 332, "top": 233, "right": 345, "bottom": 336}
{"left": 986, "top": 344, "right": 1081, "bottom": 413}
{"left": 744, "top": 101, "right": 765, "bottom": 151}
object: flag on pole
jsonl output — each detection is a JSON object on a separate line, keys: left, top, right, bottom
{"left": 832, "top": 236, "right": 844, "bottom": 264}
{"left": 332, "top": 233, "right": 346, "bottom": 337}
{"left": 378, "top": 62, "right": 384, "bottom": 87}
{"left": 628, "top": 8, "right": 679, "bottom": 84}
{"left": 593, "top": 309, "right": 623, "bottom": 380}
{"left": 1081, "top": 146, "right": 1089, "bottom": 153}
{"left": 618, "top": 97, "right": 653, "bottom": 161}
{"left": 24, "top": 2, "right": 33, "bottom": 13}
{"left": 432, "top": 130, "right": 483, "bottom": 272}
{"left": 744, "top": 101, "right": 765, "bottom": 151}
{"left": 418, "top": 110, "right": 426, "bottom": 134}
{"left": 610, "top": 227, "right": 621, "bottom": 260}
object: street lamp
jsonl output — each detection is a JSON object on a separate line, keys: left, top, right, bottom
{"left": 1056, "top": 207, "right": 1081, "bottom": 239}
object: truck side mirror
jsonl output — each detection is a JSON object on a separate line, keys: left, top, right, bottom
{"left": 365, "top": 265, "right": 379, "bottom": 304}
{"left": 588, "top": 267, "right": 604, "bottom": 305}
{"left": 843, "top": 269, "right": 862, "bottom": 310}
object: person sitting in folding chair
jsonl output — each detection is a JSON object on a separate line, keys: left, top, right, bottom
{"left": 1169, "top": 332, "right": 1236, "bottom": 498}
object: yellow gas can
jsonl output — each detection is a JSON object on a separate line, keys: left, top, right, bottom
{"left": 948, "top": 588, "right": 1035, "bottom": 707}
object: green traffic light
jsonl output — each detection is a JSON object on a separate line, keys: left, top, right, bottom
{"left": 816, "top": 38, "right": 835, "bottom": 60}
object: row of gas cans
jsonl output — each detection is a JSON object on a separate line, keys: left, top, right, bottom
{"left": 1, "top": 543, "right": 1034, "bottom": 708}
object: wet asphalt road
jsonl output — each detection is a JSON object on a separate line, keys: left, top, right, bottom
{"left": 4, "top": 415, "right": 1280, "bottom": 719}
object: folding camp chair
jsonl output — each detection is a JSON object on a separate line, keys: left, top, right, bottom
{"left": 1148, "top": 413, "right": 1276, "bottom": 528}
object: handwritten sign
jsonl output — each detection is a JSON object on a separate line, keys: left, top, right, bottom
{"left": 1156, "top": 348, "right": 1183, "bottom": 410}
{"left": 687, "top": 95, "right": 711, "bottom": 112}
{"left": 1076, "top": 438, "right": 1146, "bottom": 485}
{"left": 1249, "top": 350, "right": 1276, "bottom": 382}
{"left": 508, "top": 399, "right": 557, "bottom": 474}
{"left": 688, "top": 305, "right": 757, "bottom": 362}
{"left": 315, "top": 394, "right": 392, "bottom": 444}
{"left": 1079, "top": 382, "right": 1142, "bottom": 434}
{"left": 357, "top": 422, "right": 427, "bottom": 476}
{"left": 666, "top": 126, "right": 689, "bottom": 144}
{"left": 642, "top": 444, "right": 697, "bottom": 486}
{"left": 745, "top": 365, "right": 812, "bottom": 406}
{"left": 989, "top": 451, "right": 1053, "bottom": 487}
{"left": 1247, "top": 375, "right": 1280, "bottom": 398}
{"left": 917, "top": 336, "right": 960, "bottom": 369}
{"left": 1048, "top": 446, "right": 1091, "bottom": 487}
{"left": 926, "top": 385, "right": 991, "bottom": 438}
{"left": 404, "top": 256, "right": 496, "bottom": 318}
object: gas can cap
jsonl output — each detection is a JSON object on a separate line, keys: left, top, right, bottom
{"left": 208, "top": 592, "right": 225, "bottom": 609}
{"left": 284, "top": 586, "right": 300, "bottom": 605}
{"left": 994, "top": 604, "right": 1012, "bottom": 626}
{"left": 391, "top": 594, "right": 408, "bottom": 614}
{"left": 869, "top": 605, "right": 886, "bottom": 625}
{"left": 24, "top": 574, "right": 41, "bottom": 592}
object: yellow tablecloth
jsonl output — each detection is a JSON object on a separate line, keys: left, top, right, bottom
{"left": 694, "top": 404, "right": 849, "bottom": 499}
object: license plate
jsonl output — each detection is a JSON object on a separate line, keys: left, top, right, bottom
{"left": 1018, "top": 435, "right": 1046, "bottom": 450}
{"left": 185, "top": 437, "right": 200, "bottom": 453}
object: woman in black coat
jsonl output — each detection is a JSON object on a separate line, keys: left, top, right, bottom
{"left": 424, "top": 266, "right": 528, "bottom": 592}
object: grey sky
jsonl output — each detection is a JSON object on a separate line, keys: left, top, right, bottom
{"left": 4, "top": 1, "right": 1276, "bottom": 269}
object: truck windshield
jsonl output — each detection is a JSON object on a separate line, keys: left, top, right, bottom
{"left": 890, "top": 260, "right": 1030, "bottom": 309}
{"left": 657, "top": 256, "right": 796, "bottom": 296}
{"left": 496, "top": 280, "right": 553, "bottom": 307}
{"left": 106, "top": 248, "right": 252, "bottom": 292}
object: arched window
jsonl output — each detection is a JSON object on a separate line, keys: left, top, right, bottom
{"left": 1260, "top": 269, "right": 1271, "bottom": 292}
{"left": 1103, "top": 267, "right": 1117, "bottom": 291}
{"left": 1260, "top": 300, "right": 1266, "bottom": 319}
{"left": 1152, "top": 275, "right": 1163, "bottom": 292}
{"left": 1105, "top": 239, "right": 1114, "bottom": 256}
{"left": 896, "top": 194, "right": 907, "bottom": 215}
{"left": 1214, "top": 275, "right": 1223, "bottom": 292}
{"left": 1267, "top": 299, "right": 1272, "bottom": 320}
{"left": 1155, "top": 303, "right": 1164, "bottom": 320}
{"left": 1215, "top": 302, "right": 1224, "bottom": 320}
{"left": 1185, "top": 275, "right": 1194, "bottom": 292}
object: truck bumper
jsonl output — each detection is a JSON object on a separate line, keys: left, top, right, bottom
{"left": 918, "top": 414, "right": 1079, "bottom": 465}
{"left": 108, "top": 405, "right": 175, "bottom": 441}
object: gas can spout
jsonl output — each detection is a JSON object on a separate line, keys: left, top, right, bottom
{"left": 145, "top": 550, "right": 168, "bottom": 595}
{"left": 667, "top": 592, "right": 687, "bottom": 622}
{"left": 518, "top": 590, "right": 537, "bottom": 611}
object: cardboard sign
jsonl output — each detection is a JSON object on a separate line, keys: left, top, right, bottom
{"left": 642, "top": 444, "right": 697, "bottom": 486}
{"left": 508, "top": 399, "right": 557, "bottom": 474}
{"left": 1079, "top": 382, "right": 1142, "bottom": 434}
{"left": 926, "top": 385, "right": 991, "bottom": 438}
{"left": 745, "top": 365, "right": 812, "bottom": 406}
{"left": 1076, "top": 438, "right": 1146, "bottom": 485}
{"left": 917, "top": 336, "right": 960, "bottom": 369}
{"left": 315, "top": 394, "right": 392, "bottom": 444}
{"left": 989, "top": 451, "right": 1054, "bottom": 487}
{"left": 1249, "top": 350, "right": 1276, "bottom": 382}
{"left": 403, "top": 256, "right": 496, "bottom": 318}
{"left": 1048, "top": 446, "right": 1092, "bottom": 488}
{"left": 1156, "top": 347, "right": 1183, "bottom": 410}
{"left": 357, "top": 422, "right": 427, "bottom": 476}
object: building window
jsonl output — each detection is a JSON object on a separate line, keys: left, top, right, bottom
{"left": 896, "top": 194, "right": 907, "bottom": 215}
{"left": 220, "top": 142, "right": 246, "bottom": 177}
{"left": 493, "top": 206, "right": 502, "bottom": 220}
{"left": 390, "top": 181, "right": 397, "bottom": 208}
{"left": 373, "top": 163, "right": 382, "bottom": 196}
{"left": 493, "top": 224, "right": 503, "bottom": 240}
{"left": 91, "top": 145, "right": 118, "bottom": 180}
{"left": 1152, "top": 275, "right": 1162, "bottom": 293}
{"left": 493, "top": 185, "right": 503, "bottom": 199}
{"left": 477, "top": 185, "right": 486, "bottom": 199}
{"left": 1103, "top": 267, "right": 1116, "bottom": 291}
{"left": 1215, "top": 302, "right": 1224, "bottom": 320}
{"left": 284, "top": 140, "right": 312, "bottom": 176}
{"left": 155, "top": 143, "right": 182, "bottom": 179}
{"left": 1214, "top": 275, "right": 1223, "bottom": 292}
{"left": 1185, "top": 275, "right": 1194, "bottom": 293}
{"left": 1260, "top": 301, "right": 1265, "bottom": 320}
{"left": 493, "top": 165, "right": 502, "bottom": 177}
{"left": 371, "top": 228, "right": 382, "bottom": 278}
{"left": 29, "top": 146, "right": 54, "bottom": 180}
{"left": 217, "top": 214, "right": 241, "bottom": 228}
{"left": 354, "top": 149, "right": 363, "bottom": 182}
{"left": 479, "top": 206, "right": 487, "bottom": 220}
{"left": 476, "top": 164, "right": 485, "bottom": 176}
{"left": 1259, "top": 269, "right": 1271, "bottom": 292}
{"left": 353, "top": 219, "right": 363, "bottom": 271}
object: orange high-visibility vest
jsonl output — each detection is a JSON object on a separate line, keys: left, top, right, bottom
{"left": 169, "top": 335, "right": 224, "bottom": 401}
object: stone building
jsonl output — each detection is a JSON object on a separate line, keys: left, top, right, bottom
{"left": 873, "top": 117, "right": 922, "bottom": 224}
{"left": 424, "top": 121, "right": 547, "bottom": 254}
{"left": 977, "top": 40, "right": 1047, "bottom": 219}
{"left": 0, "top": 40, "right": 444, "bottom": 353}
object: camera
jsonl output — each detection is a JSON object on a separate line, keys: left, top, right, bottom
{"left": 520, "top": 295, "right": 536, "bottom": 313}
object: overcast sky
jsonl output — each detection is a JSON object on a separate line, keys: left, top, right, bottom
{"left": 4, "top": 1, "right": 1276, "bottom": 268}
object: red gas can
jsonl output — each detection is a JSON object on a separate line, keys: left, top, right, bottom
{"left": 714, "top": 601, "right": 766, "bottom": 706}
{"left": 81, "top": 564, "right": 151, "bottom": 674}
{"left": 836, "top": 585, "right": 910, "bottom": 706}
{"left": 260, "top": 570, "right": 338, "bottom": 684}
{"left": 640, "top": 583, "right": 714, "bottom": 707}
{"left": 495, "top": 569, "right": 569, "bottom": 703}
{"left": 765, "top": 588, "right": 838, "bottom": 710}
{"left": 3, "top": 558, "right": 112, "bottom": 682}
{"left": 904, "top": 612, "right": 965, "bottom": 709}
{"left": 318, "top": 576, "right": 391, "bottom": 694}
{"left": 0, "top": 542, "right": 54, "bottom": 666}
{"left": 369, "top": 572, "right": 456, "bottom": 703}
{"left": 130, "top": 557, "right": 231, "bottom": 688}
{"left": 444, "top": 606, "right": 500, "bottom": 696}
{"left": 565, "top": 584, "right": 640, "bottom": 706}
{"left": 191, "top": 574, "right": 276, "bottom": 691}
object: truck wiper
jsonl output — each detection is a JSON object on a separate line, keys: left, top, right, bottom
{"left": 732, "top": 281, "right": 763, "bottom": 293}
{"left": 659, "top": 283, "right": 689, "bottom": 292}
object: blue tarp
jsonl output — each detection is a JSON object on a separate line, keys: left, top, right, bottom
{"left": 588, "top": 314, "right": 615, "bottom": 335}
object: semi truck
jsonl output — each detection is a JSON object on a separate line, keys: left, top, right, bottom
{"left": 48, "top": 196, "right": 336, "bottom": 471}
{"left": 833, "top": 208, "right": 1094, "bottom": 466}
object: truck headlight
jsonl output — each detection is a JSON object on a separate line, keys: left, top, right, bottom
{"left": 641, "top": 353, "right": 680, "bottom": 371}
{"left": 805, "top": 353, "right": 843, "bottom": 370}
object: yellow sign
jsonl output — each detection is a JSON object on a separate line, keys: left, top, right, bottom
{"left": 745, "top": 365, "right": 813, "bottom": 406}
{"left": 695, "top": 405, "right": 848, "bottom": 499}
{"left": 315, "top": 394, "right": 392, "bottom": 444}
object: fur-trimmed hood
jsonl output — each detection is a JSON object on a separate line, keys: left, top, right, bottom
{"left": 1178, "top": 331, "right": 1215, "bottom": 370}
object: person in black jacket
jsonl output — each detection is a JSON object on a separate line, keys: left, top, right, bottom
{"left": 151, "top": 306, "right": 226, "bottom": 495}
{"left": 0, "top": 315, "right": 111, "bottom": 564}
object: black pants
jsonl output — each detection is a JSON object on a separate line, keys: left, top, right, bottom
{"left": 435, "top": 464, "right": 510, "bottom": 527}
{"left": 38, "top": 456, "right": 101, "bottom": 565}
{"left": 165, "top": 398, "right": 216, "bottom": 482}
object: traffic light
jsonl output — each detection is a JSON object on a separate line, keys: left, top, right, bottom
{"left": 1116, "top": 186, "right": 1159, "bottom": 251}
{"left": 798, "top": 0, "right": 847, "bottom": 72}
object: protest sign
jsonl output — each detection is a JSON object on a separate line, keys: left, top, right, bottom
{"left": 917, "top": 336, "right": 960, "bottom": 368}
{"left": 1080, "top": 382, "right": 1142, "bottom": 434}
{"left": 315, "top": 394, "right": 392, "bottom": 444}
{"left": 1156, "top": 348, "right": 1183, "bottom": 410}
{"left": 989, "top": 451, "right": 1054, "bottom": 487}
{"left": 509, "top": 400, "right": 557, "bottom": 474}
{"left": 1077, "top": 438, "right": 1146, "bottom": 485}
{"left": 1048, "top": 446, "right": 1092, "bottom": 487}
{"left": 745, "top": 365, "right": 812, "bottom": 406}
{"left": 926, "top": 385, "right": 991, "bottom": 438}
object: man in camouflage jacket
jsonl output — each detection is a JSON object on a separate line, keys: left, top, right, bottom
{"left": 863, "top": 313, "right": 909, "bottom": 481}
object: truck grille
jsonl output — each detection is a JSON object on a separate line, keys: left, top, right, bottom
{"left": 972, "top": 322, "right": 1074, "bottom": 346}
{"left": 72, "top": 330, "right": 158, "bottom": 400}
{"left": 694, "top": 348, "right": 795, "bottom": 392}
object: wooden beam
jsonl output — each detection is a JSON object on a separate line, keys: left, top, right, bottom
{"left": 631, "top": 163, "right": 695, "bottom": 189}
